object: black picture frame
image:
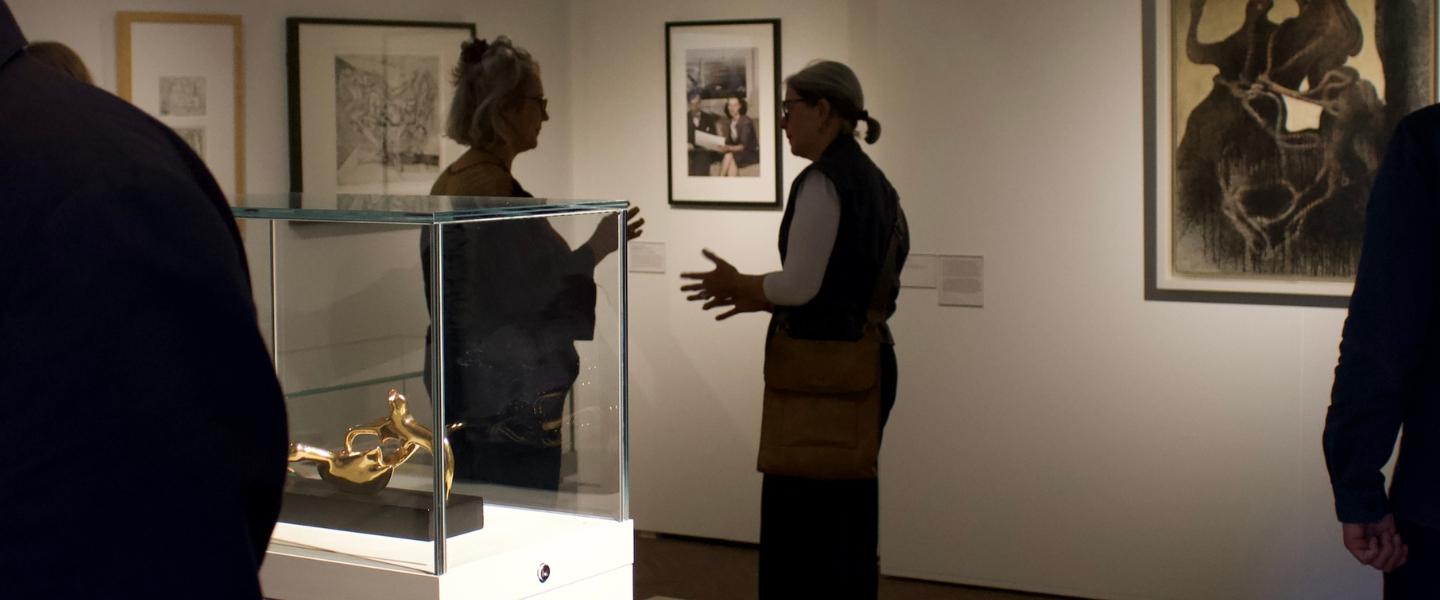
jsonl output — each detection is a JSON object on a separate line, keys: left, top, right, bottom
{"left": 1142, "top": 0, "right": 1435, "bottom": 307}
{"left": 287, "top": 17, "right": 476, "bottom": 202}
{"left": 665, "top": 19, "right": 783, "bottom": 209}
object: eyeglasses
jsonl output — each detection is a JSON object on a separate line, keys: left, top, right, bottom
{"left": 523, "top": 95, "right": 548, "bottom": 112}
{"left": 780, "top": 99, "right": 810, "bottom": 118}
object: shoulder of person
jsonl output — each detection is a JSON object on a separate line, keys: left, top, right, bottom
{"left": 793, "top": 168, "right": 837, "bottom": 201}
{"left": 432, "top": 162, "right": 515, "bottom": 197}
{"left": 2, "top": 63, "right": 224, "bottom": 233}
{"left": 1394, "top": 105, "right": 1440, "bottom": 142}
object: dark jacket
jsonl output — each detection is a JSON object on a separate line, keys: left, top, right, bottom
{"left": 421, "top": 148, "right": 596, "bottom": 441}
{"left": 727, "top": 114, "right": 760, "bottom": 168}
{"left": 1324, "top": 104, "right": 1440, "bottom": 530}
{"left": 775, "top": 134, "right": 908, "bottom": 342}
{"left": 0, "top": 2, "right": 288, "bottom": 597}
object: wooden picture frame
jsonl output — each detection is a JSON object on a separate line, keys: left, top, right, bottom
{"left": 117, "top": 11, "right": 245, "bottom": 203}
{"left": 666, "top": 19, "right": 783, "bottom": 209}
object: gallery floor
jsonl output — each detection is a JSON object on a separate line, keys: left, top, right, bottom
{"left": 634, "top": 532, "right": 1075, "bottom": 600}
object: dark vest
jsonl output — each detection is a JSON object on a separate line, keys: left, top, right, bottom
{"left": 776, "top": 135, "right": 908, "bottom": 341}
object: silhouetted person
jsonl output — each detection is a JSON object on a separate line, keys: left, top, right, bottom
{"left": 1324, "top": 104, "right": 1440, "bottom": 599}
{"left": 423, "top": 36, "right": 641, "bottom": 490}
{"left": 0, "top": 2, "right": 288, "bottom": 597}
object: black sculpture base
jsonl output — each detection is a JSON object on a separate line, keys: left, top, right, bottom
{"left": 281, "top": 477, "right": 484, "bottom": 541}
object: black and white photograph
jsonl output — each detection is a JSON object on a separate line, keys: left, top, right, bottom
{"left": 287, "top": 17, "right": 473, "bottom": 200}
{"left": 334, "top": 54, "right": 441, "bottom": 187}
{"left": 117, "top": 12, "right": 244, "bottom": 202}
{"left": 1145, "top": 0, "right": 1434, "bottom": 305}
{"left": 684, "top": 47, "right": 761, "bottom": 178}
{"left": 667, "top": 20, "right": 781, "bottom": 208}
{"left": 159, "top": 75, "right": 206, "bottom": 116}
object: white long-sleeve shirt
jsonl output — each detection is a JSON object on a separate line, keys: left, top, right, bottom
{"left": 762, "top": 170, "right": 840, "bottom": 306}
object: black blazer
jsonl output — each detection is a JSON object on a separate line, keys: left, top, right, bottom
{"left": 1324, "top": 104, "right": 1440, "bottom": 530}
{"left": 0, "top": 3, "right": 287, "bottom": 597}
{"left": 726, "top": 114, "right": 760, "bottom": 167}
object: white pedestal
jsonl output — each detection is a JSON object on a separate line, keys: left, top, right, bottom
{"left": 260, "top": 506, "right": 634, "bottom": 599}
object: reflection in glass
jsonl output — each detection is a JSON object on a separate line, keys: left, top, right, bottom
{"left": 424, "top": 217, "right": 599, "bottom": 491}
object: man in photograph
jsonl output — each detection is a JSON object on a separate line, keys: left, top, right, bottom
{"left": 686, "top": 90, "right": 721, "bottom": 176}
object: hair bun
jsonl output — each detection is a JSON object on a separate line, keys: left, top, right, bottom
{"left": 460, "top": 37, "right": 490, "bottom": 65}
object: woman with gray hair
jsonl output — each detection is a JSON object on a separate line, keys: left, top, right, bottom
{"left": 423, "top": 36, "right": 642, "bottom": 490}
{"left": 681, "top": 59, "right": 908, "bottom": 598}
{"left": 436, "top": 35, "right": 549, "bottom": 188}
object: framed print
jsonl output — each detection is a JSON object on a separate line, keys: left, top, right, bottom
{"left": 117, "top": 12, "right": 244, "bottom": 203}
{"left": 666, "top": 19, "right": 782, "bottom": 208}
{"left": 1143, "top": 0, "right": 1435, "bottom": 306}
{"left": 287, "top": 18, "right": 475, "bottom": 201}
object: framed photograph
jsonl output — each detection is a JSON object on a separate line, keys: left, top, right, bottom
{"left": 117, "top": 12, "right": 244, "bottom": 202}
{"left": 666, "top": 19, "right": 782, "bottom": 209}
{"left": 287, "top": 18, "right": 475, "bottom": 201}
{"left": 1143, "top": 0, "right": 1435, "bottom": 306}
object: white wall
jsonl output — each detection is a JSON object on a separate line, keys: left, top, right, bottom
{"left": 570, "top": 1, "right": 1382, "bottom": 599}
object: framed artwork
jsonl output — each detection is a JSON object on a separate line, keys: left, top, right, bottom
{"left": 287, "top": 18, "right": 475, "bottom": 201}
{"left": 1143, "top": 0, "right": 1435, "bottom": 306}
{"left": 665, "top": 19, "right": 782, "bottom": 209}
{"left": 117, "top": 12, "right": 244, "bottom": 202}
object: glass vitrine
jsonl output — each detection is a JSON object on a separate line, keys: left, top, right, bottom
{"left": 236, "top": 193, "right": 629, "bottom": 584}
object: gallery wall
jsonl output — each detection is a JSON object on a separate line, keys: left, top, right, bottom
{"left": 568, "top": 1, "right": 1383, "bottom": 599}
{"left": 8, "top": 0, "right": 1395, "bottom": 598}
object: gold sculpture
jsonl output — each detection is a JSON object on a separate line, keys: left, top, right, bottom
{"left": 288, "top": 389, "right": 455, "bottom": 500}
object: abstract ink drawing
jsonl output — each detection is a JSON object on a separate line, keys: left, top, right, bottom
{"left": 334, "top": 54, "right": 441, "bottom": 187}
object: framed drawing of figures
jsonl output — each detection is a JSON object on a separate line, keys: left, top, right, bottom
{"left": 666, "top": 20, "right": 782, "bottom": 208}
{"left": 287, "top": 18, "right": 475, "bottom": 202}
{"left": 117, "top": 12, "right": 244, "bottom": 203}
{"left": 1144, "top": 0, "right": 1434, "bottom": 306}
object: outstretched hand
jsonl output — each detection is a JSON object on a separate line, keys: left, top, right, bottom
{"left": 679, "top": 249, "right": 772, "bottom": 320}
{"left": 586, "top": 206, "right": 644, "bottom": 264}
{"left": 1342, "top": 514, "right": 1408, "bottom": 573}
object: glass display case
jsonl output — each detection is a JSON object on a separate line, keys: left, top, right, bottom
{"left": 236, "top": 194, "right": 632, "bottom": 599}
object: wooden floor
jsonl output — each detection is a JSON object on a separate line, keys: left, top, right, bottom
{"left": 634, "top": 532, "right": 1076, "bottom": 600}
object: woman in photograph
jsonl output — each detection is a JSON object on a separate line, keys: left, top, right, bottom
{"left": 718, "top": 95, "right": 760, "bottom": 176}
{"left": 422, "top": 35, "right": 642, "bottom": 490}
{"left": 679, "top": 60, "right": 908, "bottom": 598}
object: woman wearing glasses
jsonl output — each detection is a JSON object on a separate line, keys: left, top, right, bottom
{"left": 424, "top": 36, "right": 642, "bottom": 490}
{"left": 681, "top": 60, "right": 908, "bottom": 598}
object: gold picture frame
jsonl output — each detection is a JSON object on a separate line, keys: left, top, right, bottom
{"left": 117, "top": 11, "right": 245, "bottom": 203}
